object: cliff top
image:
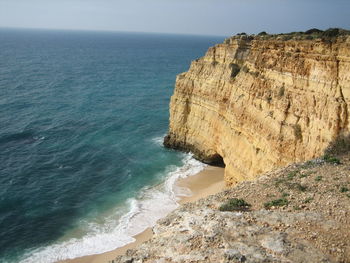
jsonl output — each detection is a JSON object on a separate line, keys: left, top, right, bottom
{"left": 112, "top": 151, "right": 350, "bottom": 262}
{"left": 224, "top": 27, "right": 350, "bottom": 43}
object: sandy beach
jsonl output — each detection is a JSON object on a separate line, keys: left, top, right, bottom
{"left": 61, "top": 165, "right": 225, "bottom": 263}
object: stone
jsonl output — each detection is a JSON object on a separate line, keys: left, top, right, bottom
{"left": 260, "top": 233, "right": 286, "bottom": 253}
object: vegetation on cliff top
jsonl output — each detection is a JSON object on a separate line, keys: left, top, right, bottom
{"left": 226, "top": 28, "right": 350, "bottom": 43}
{"left": 219, "top": 198, "right": 251, "bottom": 211}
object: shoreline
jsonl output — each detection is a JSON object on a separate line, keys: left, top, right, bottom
{"left": 61, "top": 165, "right": 225, "bottom": 263}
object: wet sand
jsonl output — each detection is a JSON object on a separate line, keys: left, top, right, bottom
{"left": 60, "top": 165, "right": 225, "bottom": 263}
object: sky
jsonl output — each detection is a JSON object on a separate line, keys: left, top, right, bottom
{"left": 0, "top": 0, "right": 349, "bottom": 36}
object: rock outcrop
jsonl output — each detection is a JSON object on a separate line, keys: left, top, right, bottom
{"left": 164, "top": 33, "right": 350, "bottom": 185}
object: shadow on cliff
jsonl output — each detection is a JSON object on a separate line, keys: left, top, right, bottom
{"left": 325, "top": 134, "right": 350, "bottom": 156}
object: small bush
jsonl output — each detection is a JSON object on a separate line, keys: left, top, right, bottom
{"left": 322, "top": 28, "right": 340, "bottom": 38}
{"left": 305, "top": 28, "right": 323, "bottom": 35}
{"left": 303, "top": 197, "right": 313, "bottom": 203}
{"left": 287, "top": 171, "right": 299, "bottom": 180}
{"left": 274, "top": 178, "right": 286, "bottom": 186}
{"left": 264, "top": 198, "right": 289, "bottom": 209}
{"left": 299, "top": 172, "right": 311, "bottom": 178}
{"left": 219, "top": 198, "right": 251, "bottom": 211}
{"left": 282, "top": 192, "right": 289, "bottom": 198}
{"left": 315, "top": 176, "right": 322, "bottom": 182}
{"left": 281, "top": 35, "right": 293, "bottom": 41}
{"left": 340, "top": 186, "right": 349, "bottom": 193}
{"left": 323, "top": 154, "right": 341, "bottom": 164}
{"left": 305, "top": 35, "right": 315, "bottom": 40}
{"left": 295, "top": 183, "right": 307, "bottom": 192}
{"left": 258, "top": 31, "right": 268, "bottom": 36}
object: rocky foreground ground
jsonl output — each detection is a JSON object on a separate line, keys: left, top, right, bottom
{"left": 111, "top": 154, "right": 350, "bottom": 263}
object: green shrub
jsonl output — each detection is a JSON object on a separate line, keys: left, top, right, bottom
{"left": 305, "top": 35, "right": 315, "bottom": 40}
{"left": 323, "top": 28, "right": 340, "bottom": 38}
{"left": 323, "top": 154, "right": 341, "bottom": 164}
{"left": 281, "top": 35, "right": 293, "bottom": 41}
{"left": 264, "top": 198, "right": 289, "bottom": 209}
{"left": 340, "top": 186, "right": 349, "bottom": 193}
{"left": 219, "top": 198, "right": 251, "bottom": 211}
{"left": 299, "top": 172, "right": 310, "bottom": 178}
{"left": 258, "top": 31, "right": 268, "bottom": 36}
{"left": 315, "top": 176, "right": 322, "bottom": 182}
{"left": 287, "top": 171, "right": 298, "bottom": 180}
{"left": 305, "top": 28, "right": 323, "bottom": 35}
{"left": 282, "top": 192, "right": 289, "bottom": 198}
{"left": 303, "top": 197, "right": 313, "bottom": 203}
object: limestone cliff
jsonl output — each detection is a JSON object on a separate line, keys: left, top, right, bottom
{"left": 164, "top": 33, "right": 350, "bottom": 185}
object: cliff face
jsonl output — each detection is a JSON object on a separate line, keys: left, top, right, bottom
{"left": 164, "top": 35, "right": 350, "bottom": 185}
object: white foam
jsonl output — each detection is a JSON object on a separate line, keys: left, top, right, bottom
{"left": 33, "top": 136, "right": 45, "bottom": 141}
{"left": 150, "top": 134, "right": 166, "bottom": 146}
{"left": 19, "top": 154, "right": 206, "bottom": 263}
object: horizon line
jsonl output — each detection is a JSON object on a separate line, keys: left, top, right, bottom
{"left": 0, "top": 26, "right": 229, "bottom": 39}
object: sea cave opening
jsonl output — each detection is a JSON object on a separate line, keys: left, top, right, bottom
{"left": 208, "top": 153, "right": 226, "bottom": 168}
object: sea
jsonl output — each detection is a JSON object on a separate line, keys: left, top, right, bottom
{"left": 0, "top": 28, "right": 224, "bottom": 262}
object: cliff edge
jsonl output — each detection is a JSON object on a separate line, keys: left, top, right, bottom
{"left": 164, "top": 29, "right": 350, "bottom": 185}
{"left": 113, "top": 155, "right": 350, "bottom": 262}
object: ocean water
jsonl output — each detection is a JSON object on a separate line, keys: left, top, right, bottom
{"left": 0, "top": 28, "right": 224, "bottom": 262}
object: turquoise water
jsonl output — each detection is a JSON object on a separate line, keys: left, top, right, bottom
{"left": 0, "top": 28, "right": 224, "bottom": 262}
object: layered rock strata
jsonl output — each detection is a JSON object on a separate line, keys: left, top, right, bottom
{"left": 164, "top": 35, "right": 350, "bottom": 185}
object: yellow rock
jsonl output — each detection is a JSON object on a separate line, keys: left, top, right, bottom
{"left": 164, "top": 35, "right": 350, "bottom": 185}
